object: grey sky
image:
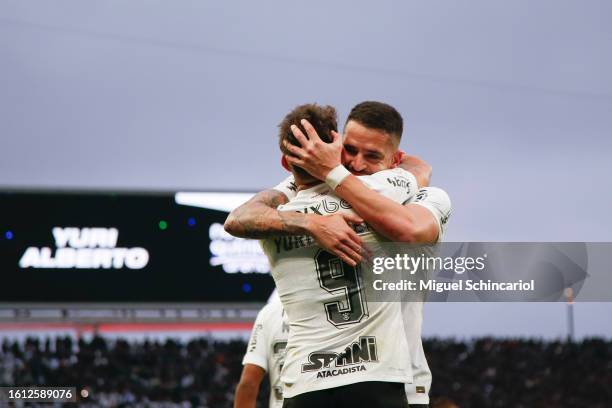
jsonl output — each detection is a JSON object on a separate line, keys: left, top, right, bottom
{"left": 1, "top": 0, "right": 611, "bottom": 338}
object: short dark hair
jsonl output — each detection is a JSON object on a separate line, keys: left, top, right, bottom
{"left": 346, "top": 101, "right": 403, "bottom": 142}
{"left": 278, "top": 103, "right": 337, "bottom": 179}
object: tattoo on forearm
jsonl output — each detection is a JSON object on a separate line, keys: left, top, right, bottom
{"left": 278, "top": 210, "right": 309, "bottom": 234}
{"left": 227, "top": 190, "right": 306, "bottom": 238}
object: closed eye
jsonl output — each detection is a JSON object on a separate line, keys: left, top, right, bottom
{"left": 344, "top": 144, "right": 358, "bottom": 155}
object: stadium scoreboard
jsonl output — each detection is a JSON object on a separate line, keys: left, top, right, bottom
{"left": 0, "top": 191, "right": 274, "bottom": 303}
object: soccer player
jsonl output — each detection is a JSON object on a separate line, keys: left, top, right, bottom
{"left": 264, "top": 103, "right": 416, "bottom": 407}
{"left": 279, "top": 105, "right": 450, "bottom": 408}
{"left": 226, "top": 102, "right": 450, "bottom": 406}
{"left": 235, "top": 292, "right": 289, "bottom": 408}
{"left": 224, "top": 102, "right": 439, "bottom": 266}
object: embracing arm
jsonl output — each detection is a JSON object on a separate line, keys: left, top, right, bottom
{"left": 224, "top": 188, "right": 364, "bottom": 265}
{"left": 398, "top": 154, "right": 432, "bottom": 187}
{"left": 224, "top": 189, "right": 304, "bottom": 239}
{"left": 335, "top": 176, "right": 439, "bottom": 243}
{"left": 284, "top": 120, "right": 438, "bottom": 243}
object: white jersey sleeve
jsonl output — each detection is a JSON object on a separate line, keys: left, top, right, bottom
{"left": 358, "top": 168, "right": 419, "bottom": 205}
{"left": 242, "top": 304, "right": 272, "bottom": 371}
{"left": 409, "top": 187, "right": 452, "bottom": 242}
{"left": 243, "top": 298, "right": 288, "bottom": 408}
{"left": 271, "top": 175, "right": 298, "bottom": 200}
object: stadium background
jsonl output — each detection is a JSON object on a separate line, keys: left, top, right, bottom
{"left": 1, "top": 1, "right": 611, "bottom": 406}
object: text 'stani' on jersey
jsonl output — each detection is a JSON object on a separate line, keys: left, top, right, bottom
{"left": 302, "top": 336, "right": 379, "bottom": 372}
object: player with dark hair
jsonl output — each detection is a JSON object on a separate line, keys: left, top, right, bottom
{"left": 342, "top": 101, "right": 405, "bottom": 176}
{"left": 224, "top": 101, "right": 433, "bottom": 267}
{"left": 262, "top": 102, "right": 418, "bottom": 407}
{"left": 227, "top": 101, "right": 451, "bottom": 407}
{"left": 277, "top": 103, "right": 338, "bottom": 179}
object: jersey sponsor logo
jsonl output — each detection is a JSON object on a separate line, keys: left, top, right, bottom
{"left": 386, "top": 176, "right": 412, "bottom": 192}
{"left": 316, "top": 365, "right": 366, "bottom": 378}
{"left": 297, "top": 198, "right": 351, "bottom": 215}
{"left": 301, "top": 336, "right": 378, "bottom": 373}
{"left": 287, "top": 181, "right": 298, "bottom": 192}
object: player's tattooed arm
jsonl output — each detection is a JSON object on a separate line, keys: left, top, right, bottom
{"left": 224, "top": 189, "right": 295, "bottom": 238}
{"left": 224, "top": 189, "right": 363, "bottom": 266}
{"left": 397, "top": 152, "right": 432, "bottom": 187}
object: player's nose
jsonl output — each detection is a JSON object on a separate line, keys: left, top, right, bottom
{"left": 350, "top": 155, "right": 367, "bottom": 172}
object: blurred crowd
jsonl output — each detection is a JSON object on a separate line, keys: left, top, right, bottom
{"left": 0, "top": 336, "right": 265, "bottom": 407}
{"left": 426, "top": 338, "right": 611, "bottom": 408}
{"left": 0, "top": 336, "right": 610, "bottom": 407}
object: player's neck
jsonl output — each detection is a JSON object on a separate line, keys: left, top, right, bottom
{"left": 297, "top": 180, "right": 323, "bottom": 191}
{"left": 293, "top": 174, "right": 323, "bottom": 191}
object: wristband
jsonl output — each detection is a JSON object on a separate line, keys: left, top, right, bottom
{"left": 325, "top": 165, "right": 351, "bottom": 190}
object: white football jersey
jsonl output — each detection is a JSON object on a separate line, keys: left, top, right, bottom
{"left": 403, "top": 186, "right": 452, "bottom": 405}
{"left": 262, "top": 168, "right": 418, "bottom": 398}
{"left": 242, "top": 295, "right": 289, "bottom": 408}
{"left": 409, "top": 187, "right": 451, "bottom": 243}
{"left": 273, "top": 177, "right": 451, "bottom": 403}
{"left": 402, "top": 299, "right": 432, "bottom": 405}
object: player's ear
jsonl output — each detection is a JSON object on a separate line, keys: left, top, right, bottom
{"left": 391, "top": 150, "right": 402, "bottom": 168}
{"left": 281, "top": 155, "right": 291, "bottom": 172}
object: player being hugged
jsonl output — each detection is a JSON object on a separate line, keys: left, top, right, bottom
{"left": 227, "top": 102, "right": 451, "bottom": 408}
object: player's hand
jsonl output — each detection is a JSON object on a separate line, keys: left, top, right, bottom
{"left": 397, "top": 152, "right": 432, "bottom": 187}
{"left": 306, "top": 213, "right": 364, "bottom": 266}
{"left": 284, "top": 120, "right": 342, "bottom": 181}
